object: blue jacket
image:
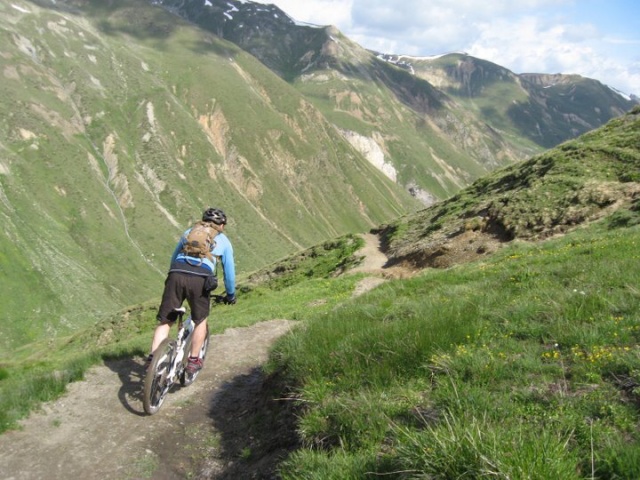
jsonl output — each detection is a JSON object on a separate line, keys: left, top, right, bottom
{"left": 170, "top": 229, "right": 236, "bottom": 296}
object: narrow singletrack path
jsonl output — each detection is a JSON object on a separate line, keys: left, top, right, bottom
{"left": 0, "top": 319, "right": 295, "bottom": 480}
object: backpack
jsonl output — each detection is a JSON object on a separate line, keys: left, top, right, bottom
{"left": 181, "top": 221, "right": 219, "bottom": 262}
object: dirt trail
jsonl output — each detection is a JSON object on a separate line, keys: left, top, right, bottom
{"left": 0, "top": 234, "right": 392, "bottom": 480}
{"left": 349, "top": 233, "right": 415, "bottom": 295}
{"left": 0, "top": 320, "right": 295, "bottom": 480}
{"left": 350, "top": 233, "right": 388, "bottom": 273}
{"left": 347, "top": 233, "right": 388, "bottom": 295}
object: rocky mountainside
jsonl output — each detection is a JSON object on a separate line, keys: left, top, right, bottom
{"left": 151, "top": 0, "right": 638, "bottom": 196}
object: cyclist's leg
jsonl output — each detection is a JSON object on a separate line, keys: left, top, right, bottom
{"left": 186, "top": 275, "right": 210, "bottom": 363}
{"left": 150, "top": 323, "right": 172, "bottom": 354}
{"left": 151, "top": 273, "right": 185, "bottom": 353}
{"left": 190, "top": 318, "right": 208, "bottom": 358}
{"left": 184, "top": 318, "right": 207, "bottom": 377}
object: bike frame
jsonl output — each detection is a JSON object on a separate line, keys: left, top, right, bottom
{"left": 163, "top": 307, "right": 194, "bottom": 386}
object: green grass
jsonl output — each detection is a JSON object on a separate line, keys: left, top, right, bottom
{"left": 269, "top": 221, "right": 640, "bottom": 478}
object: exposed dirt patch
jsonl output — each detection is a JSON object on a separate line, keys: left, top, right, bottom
{"left": 382, "top": 180, "right": 640, "bottom": 272}
{"left": 395, "top": 229, "right": 505, "bottom": 270}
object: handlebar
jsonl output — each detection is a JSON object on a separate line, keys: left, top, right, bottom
{"left": 211, "top": 294, "right": 225, "bottom": 304}
{"left": 211, "top": 293, "right": 235, "bottom": 305}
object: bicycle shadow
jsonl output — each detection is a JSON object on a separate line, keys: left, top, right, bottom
{"left": 103, "top": 357, "right": 149, "bottom": 417}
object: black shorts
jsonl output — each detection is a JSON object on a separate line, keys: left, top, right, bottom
{"left": 156, "top": 272, "right": 210, "bottom": 324}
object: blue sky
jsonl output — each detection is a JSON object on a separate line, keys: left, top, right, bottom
{"left": 255, "top": 0, "right": 640, "bottom": 97}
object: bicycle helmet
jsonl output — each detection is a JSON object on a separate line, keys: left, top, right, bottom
{"left": 202, "top": 207, "right": 227, "bottom": 225}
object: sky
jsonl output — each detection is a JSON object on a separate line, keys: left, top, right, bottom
{"left": 253, "top": 0, "right": 640, "bottom": 97}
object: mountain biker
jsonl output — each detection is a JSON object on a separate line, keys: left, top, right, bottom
{"left": 148, "top": 207, "right": 236, "bottom": 374}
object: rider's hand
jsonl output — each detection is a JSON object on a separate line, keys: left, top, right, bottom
{"left": 224, "top": 293, "right": 236, "bottom": 305}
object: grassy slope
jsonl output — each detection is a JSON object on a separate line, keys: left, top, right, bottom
{"left": 293, "top": 53, "right": 511, "bottom": 201}
{"left": 380, "top": 105, "right": 640, "bottom": 267}
{"left": 276, "top": 222, "right": 640, "bottom": 479}
{"left": 268, "top": 108, "right": 640, "bottom": 478}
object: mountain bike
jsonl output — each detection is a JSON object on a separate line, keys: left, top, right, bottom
{"left": 143, "top": 304, "right": 211, "bottom": 415}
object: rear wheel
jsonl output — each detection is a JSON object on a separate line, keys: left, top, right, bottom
{"left": 181, "top": 325, "right": 210, "bottom": 386}
{"left": 143, "top": 338, "right": 176, "bottom": 415}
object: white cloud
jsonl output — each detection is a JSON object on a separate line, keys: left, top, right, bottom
{"left": 254, "top": 0, "right": 640, "bottom": 96}
{"left": 266, "top": 0, "right": 353, "bottom": 27}
{"left": 467, "top": 16, "right": 640, "bottom": 95}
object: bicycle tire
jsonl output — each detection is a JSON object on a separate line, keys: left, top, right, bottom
{"left": 143, "top": 338, "right": 176, "bottom": 415}
{"left": 180, "top": 324, "right": 210, "bottom": 387}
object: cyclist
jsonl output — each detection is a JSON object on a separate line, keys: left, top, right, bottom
{"left": 148, "top": 207, "right": 236, "bottom": 374}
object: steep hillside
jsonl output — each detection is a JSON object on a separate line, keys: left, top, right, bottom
{"left": 151, "top": 0, "right": 638, "bottom": 202}
{"left": 0, "top": 0, "right": 418, "bottom": 349}
{"left": 242, "top": 106, "right": 640, "bottom": 479}
{"left": 150, "top": 0, "right": 522, "bottom": 204}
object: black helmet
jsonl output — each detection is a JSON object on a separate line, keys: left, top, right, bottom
{"left": 202, "top": 207, "right": 227, "bottom": 225}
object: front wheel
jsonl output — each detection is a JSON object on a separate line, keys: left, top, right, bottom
{"left": 143, "top": 338, "right": 176, "bottom": 415}
{"left": 181, "top": 324, "right": 210, "bottom": 387}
